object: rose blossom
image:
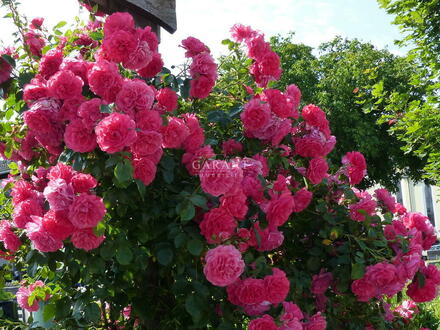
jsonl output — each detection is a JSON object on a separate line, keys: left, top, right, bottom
{"left": 190, "top": 75, "right": 215, "bottom": 99}
{"left": 16, "top": 282, "right": 45, "bottom": 312}
{"left": 64, "top": 119, "right": 97, "bottom": 153}
{"left": 241, "top": 98, "right": 271, "bottom": 132}
{"left": 292, "top": 188, "right": 313, "bottom": 213}
{"left": 137, "top": 52, "right": 163, "bottom": 78}
{"left": 12, "top": 194, "right": 44, "bottom": 228}
{"left": 69, "top": 193, "right": 106, "bottom": 229}
{"left": 203, "top": 245, "right": 244, "bottom": 287}
{"left": 266, "top": 192, "right": 295, "bottom": 228}
{"left": 26, "top": 218, "right": 63, "bottom": 252}
{"left": 71, "top": 228, "right": 105, "bottom": 251}
{"left": 38, "top": 49, "right": 63, "bottom": 79}
{"left": 306, "top": 158, "right": 329, "bottom": 184}
{"left": 156, "top": 88, "right": 178, "bottom": 112}
{"left": 181, "top": 36, "right": 210, "bottom": 57}
{"left": 0, "top": 220, "right": 21, "bottom": 252}
{"left": 95, "top": 113, "right": 137, "bottom": 153}
{"left": 199, "top": 207, "right": 237, "bottom": 244}
{"left": 161, "top": 117, "right": 190, "bottom": 149}
{"left": 103, "top": 12, "right": 135, "bottom": 36}
{"left": 264, "top": 268, "right": 290, "bottom": 304}
{"left": 131, "top": 130, "right": 162, "bottom": 157}
{"left": 135, "top": 110, "right": 163, "bottom": 132}
{"left": 236, "top": 278, "right": 266, "bottom": 305}
{"left": 199, "top": 160, "right": 242, "bottom": 197}
{"left": 220, "top": 191, "right": 248, "bottom": 220}
{"left": 88, "top": 60, "right": 123, "bottom": 102}
{"left": 43, "top": 178, "right": 74, "bottom": 211}
{"left": 342, "top": 151, "right": 367, "bottom": 185}
{"left": 132, "top": 157, "right": 158, "bottom": 185}
{"left": 42, "top": 210, "right": 75, "bottom": 240}
{"left": 47, "top": 70, "right": 84, "bottom": 100}
{"left": 248, "top": 314, "right": 277, "bottom": 330}
{"left": 311, "top": 271, "right": 333, "bottom": 295}
{"left": 222, "top": 139, "right": 243, "bottom": 156}
{"left": 116, "top": 79, "right": 155, "bottom": 114}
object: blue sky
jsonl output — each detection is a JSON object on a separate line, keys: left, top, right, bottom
{"left": 0, "top": 0, "right": 405, "bottom": 65}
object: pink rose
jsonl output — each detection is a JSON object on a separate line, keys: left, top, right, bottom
{"left": 132, "top": 157, "right": 157, "bottom": 185}
{"left": 137, "top": 52, "right": 163, "bottom": 78}
{"left": 71, "top": 173, "right": 97, "bottom": 193}
{"left": 26, "top": 218, "right": 63, "bottom": 252}
{"left": 189, "top": 53, "right": 217, "bottom": 80}
{"left": 181, "top": 36, "right": 210, "bottom": 58}
{"left": 306, "top": 158, "right": 329, "bottom": 184}
{"left": 38, "top": 49, "right": 63, "bottom": 79}
{"left": 311, "top": 271, "right": 333, "bottom": 295}
{"left": 302, "top": 104, "right": 329, "bottom": 133}
{"left": 16, "top": 283, "right": 42, "bottom": 312}
{"left": 264, "top": 268, "right": 290, "bottom": 304}
{"left": 236, "top": 278, "right": 266, "bottom": 305}
{"left": 342, "top": 151, "right": 367, "bottom": 185}
{"left": 248, "top": 314, "right": 277, "bottom": 330}
{"left": 138, "top": 26, "right": 158, "bottom": 52}
{"left": 88, "top": 60, "right": 123, "bottom": 102}
{"left": 0, "top": 220, "right": 21, "bottom": 252}
{"left": 266, "top": 192, "right": 295, "bottom": 228}
{"left": 47, "top": 163, "right": 75, "bottom": 182}
{"left": 131, "top": 130, "right": 162, "bottom": 157}
{"left": 77, "top": 98, "right": 105, "bottom": 128}
{"left": 203, "top": 245, "right": 244, "bottom": 287}
{"left": 182, "top": 145, "right": 215, "bottom": 176}
{"left": 351, "top": 278, "right": 376, "bottom": 302}
{"left": 304, "top": 313, "right": 327, "bottom": 330}
{"left": 199, "top": 207, "right": 237, "bottom": 244}
{"left": 116, "top": 79, "right": 155, "bottom": 114}
{"left": 161, "top": 117, "right": 190, "bottom": 149}
{"left": 374, "top": 188, "right": 396, "bottom": 213}
{"left": 24, "top": 30, "right": 45, "bottom": 57}
{"left": 23, "top": 81, "right": 48, "bottom": 104}
{"left": 286, "top": 84, "right": 301, "bottom": 110}
{"left": 230, "top": 24, "right": 257, "bottom": 43}
{"left": 394, "top": 300, "right": 418, "bottom": 319}
{"left": 349, "top": 196, "right": 377, "bottom": 222}
{"left": 71, "top": 228, "right": 105, "bottom": 251}
{"left": 156, "top": 88, "right": 178, "bottom": 112}
{"left": 60, "top": 58, "right": 91, "bottom": 84}
{"left": 69, "top": 193, "right": 106, "bottom": 229}
{"left": 13, "top": 198, "right": 44, "bottom": 229}
{"left": 199, "top": 160, "right": 243, "bottom": 197}
{"left": 95, "top": 113, "right": 137, "bottom": 153}
{"left": 220, "top": 191, "right": 248, "bottom": 220}
{"left": 241, "top": 98, "right": 271, "bottom": 132}
{"left": 182, "top": 113, "right": 205, "bottom": 152}
{"left": 103, "top": 12, "right": 135, "bottom": 36}
{"left": 11, "top": 180, "right": 35, "bottom": 205}
{"left": 190, "top": 75, "right": 215, "bottom": 99}
{"left": 59, "top": 96, "right": 84, "bottom": 122}
{"left": 264, "top": 89, "right": 292, "bottom": 118}
{"left": 64, "top": 119, "right": 97, "bottom": 153}
{"left": 43, "top": 178, "right": 74, "bottom": 211}
{"left": 407, "top": 277, "right": 437, "bottom": 303}
{"left": 48, "top": 70, "right": 84, "bottom": 100}
{"left": 292, "top": 188, "right": 313, "bottom": 213}
{"left": 123, "top": 41, "right": 152, "bottom": 70}
{"left": 42, "top": 210, "right": 75, "bottom": 240}
{"left": 222, "top": 139, "right": 243, "bottom": 156}
{"left": 30, "top": 17, "right": 44, "bottom": 29}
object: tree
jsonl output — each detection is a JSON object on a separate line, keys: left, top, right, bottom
{"left": 373, "top": 0, "right": 440, "bottom": 185}
{"left": 270, "top": 34, "right": 426, "bottom": 190}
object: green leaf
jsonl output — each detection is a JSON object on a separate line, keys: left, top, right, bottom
{"left": 417, "top": 272, "right": 426, "bottom": 288}
{"left": 84, "top": 302, "right": 100, "bottom": 323}
{"left": 100, "top": 242, "right": 115, "bottom": 260}
{"left": 116, "top": 245, "right": 133, "bottom": 265}
{"left": 157, "top": 248, "right": 173, "bottom": 266}
{"left": 185, "top": 295, "right": 203, "bottom": 322}
{"left": 114, "top": 161, "right": 133, "bottom": 185}
{"left": 180, "top": 78, "right": 191, "bottom": 99}
{"left": 189, "top": 194, "right": 207, "bottom": 208}
{"left": 135, "top": 179, "right": 146, "bottom": 200}
{"left": 100, "top": 104, "right": 112, "bottom": 113}
{"left": 89, "top": 31, "right": 103, "bottom": 41}
{"left": 93, "top": 221, "right": 106, "bottom": 236}
{"left": 180, "top": 202, "right": 195, "bottom": 222}
{"left": 187, "top": 239, "right": 203, "bottom": 256}
{"left": 351, "top": 263, "right": 365, "bottom": 280}
{"left": 43, "top": 302, "right": 56, "bottom": 322}
{"left": 53, "top": 21, "right": 67, "bottom": 30}
{"left": 1, "top": 54, "right": 15, "bottom": 67}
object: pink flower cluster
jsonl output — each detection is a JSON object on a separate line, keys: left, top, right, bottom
{"left": 181, "top": 37, "right": 218, "bottom": 99}
{"left": 10, "top": 163, "right": 105, "bottom": 252}
{"left": 0, "top": 220, "right": 21, "bottom": 252}
{"left": 342, "top": 151, "right": 367, "bottom": 185}
{"left": 231, "top": 24, "right": 281, "bottom": 87}
{"left": 24, "top": 18, "right": 46, "bottom": 57}
{"left": 16, "top": 280, "right": 47, "bottom": 312}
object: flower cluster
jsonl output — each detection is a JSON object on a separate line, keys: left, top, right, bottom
{"left": 0, "top": 47, "right": 15, "bottom": 84}
{"left": 182, "top": 36, "right": 218, "bottom": 98}
{"left": 231, "top": 24, "right": 281, "bottom": 87}
{"left": 9, "top": 163, "right": 105, "bottom": 252}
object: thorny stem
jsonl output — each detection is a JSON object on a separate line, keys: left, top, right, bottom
{"left": 5, "top": 0, "right": 34, "bottom": 60}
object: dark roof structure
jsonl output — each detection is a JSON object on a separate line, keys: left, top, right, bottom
{"left": 86, "top": 0, "right": 176, "bottom": 37}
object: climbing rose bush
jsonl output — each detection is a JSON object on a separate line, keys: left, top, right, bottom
{"left": 0, "top": 2, "right": 438, "bottom": 329}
